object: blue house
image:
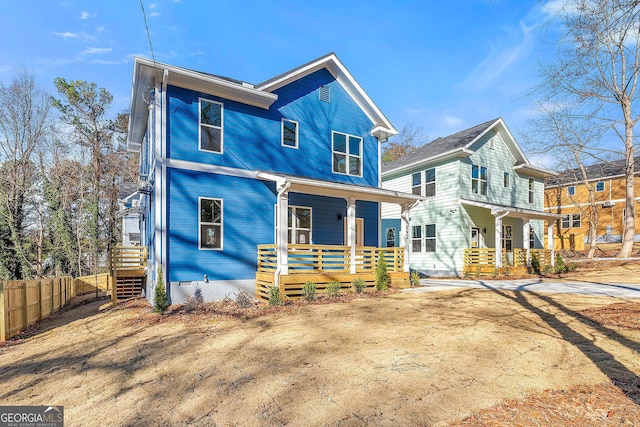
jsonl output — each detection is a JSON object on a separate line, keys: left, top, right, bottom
{"left": 126, "top": 53, "right": 422, "bottom": 303}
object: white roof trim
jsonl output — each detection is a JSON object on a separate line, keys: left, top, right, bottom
{"left": 257, "top": 53, "right": 397, "bottom": 140}
{"left": 460, "top": 198, "right": 563, "bottom": 220}
{"left": 382, "top": 148, "right": 473, "bottom": 177}
{"left": 514, "top": 164, "right": 557, "bottom": 178}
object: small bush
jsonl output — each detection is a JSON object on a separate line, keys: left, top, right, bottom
{"left": 375, "top": 253, "right": 389, "bottom": 291}
{"left": 302, "top": 281, "right": 317, "bottom": 301}
{"left": 566, "top": 262, "right": 578, "bottom": 273}
{"left": 352, "top": 277, "right": 366, "bottom": 294}
{"left": 554, "top": 253, "right": 567, "bottom": 274}
{"left": 326, "top": 280, "right": 341, "bottom": 297}
{"left": 235, "top": 291, "right": 254, "bottom": 308}
{"left": 531, "top": 252, "right": 541, "bottom": 275}
{"left": 184, "top": 286, "right": 204, "bottom": 312}
{"left": 410, "top": 271, "right": 421, "bottom": 287}
{"left": 268, "top": 286, "right": 282, "bottom": 306}
{"left": 154, "top": 267, "right": 169, "bottom": 313}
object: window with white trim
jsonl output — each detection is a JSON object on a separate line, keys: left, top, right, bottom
{"left": 282, "top": 119, "right": 298, "bottom": 148}
{"left": 529, "top": 228, "right": 535, "bottom": 248}
{"left": 503, "top": 172, "right": 510, "bottom": 188}
{"left": 199, "top": 198, "right": 223, "bottom": 250}
{"left": 567, "top": 186, "right": 575, "bottom": 196}
{"left": 332, "top": 131, "right": 362, "bottom": 176}
{"left": 412, "top": 172, "right": 421, "bottom": 195}
{"left": 596, "top": 181, "right": 605, "bottom": 192}
{"left": 425, "top": 168, "right": 436, "bottom": 197}
{"left": 199, "top": 99, "right": 223, "bottom": 153}
{"left": 288, "top": 206, "right": 312, "bottom": 244}
{"left": 411, "top": 225, "right": 422, "bottom": 253}
{"left": 561, "top": 213, "right": 581, "bottom": 229}
{"left": 528, "top": 179, "right": 535, "bottom": 204}
{"left": 425, "top": 224, "right": 436, "bottom": 252}
{"left": 386, "top": 228, "right": 396, "bottom": 247}
{"left": 471, "top": 164, "right": 487, "bottom": 195}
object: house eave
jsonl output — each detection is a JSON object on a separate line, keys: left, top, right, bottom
{"left": 382, "top": 148, "right": 474, "bottom": 179}
{"left": 460, "top": 198, "right": 563, "bottom": 220}
{"left": 514, "top": 164, "right": 557, "bottom": 179}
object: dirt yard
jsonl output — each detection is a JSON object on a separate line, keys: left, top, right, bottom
{"left": 1, "top": 265, "right": 639, "bottom": 426}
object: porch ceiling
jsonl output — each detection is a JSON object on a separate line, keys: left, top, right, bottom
{"left": 460, "top": 198, "right": 563, "bottom": 220}
{"left": 257, "top": 172, "right": 424, "bottom": 205}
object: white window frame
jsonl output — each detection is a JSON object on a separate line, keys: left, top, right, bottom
{"left": 471, "top": 164, "right": 488, "bottom": 195}
{"left": 198, "top": 197, "right": 223, "bottom": 251}
{"left": 386, "top": 227, "right": 396, "bottom": 247}
{"left": 199, "top": 98, "right": 224, "bottom": 154}
{"left": 281, "top": 118, "right": 298, "bottom": 149}
{"left": 571, "top": 213, "right": 581, "bottom": 228}
{"left": 502, "top": 225, "right": 513, "bottom": 252}
{"left": 425, "top": 168, "right": 436, "bottom": 197}
{"left": 411, "top": 225, "right": 422, "bottom": 253}
{"left": 567, "top": 186, "right": 576, "bottom": 196}
{"left": 561, "top": 215, "right": 570, "bottom": 229}
{"left": 596, "top": 181, "right": 605, "bottom": 192}
{"left": 332, "top": 131, "right": 363, "bottom": 177}
{"left": 528, "top": 179, "right": 535, "bottom": 204}
{"left": 288, "top": 205, "right": 312, "bottom": 244}
{"left": 503, "top": 172, "right": 510, "bottom": 188}
{"left": 411, "top": 172, "right": 422, "bottom": 195}
{"left": 425, "top": 224, "right": 436, "bottom": 252}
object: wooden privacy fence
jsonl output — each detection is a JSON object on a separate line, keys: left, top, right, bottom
{"left": 0, "top": 277, "right": 74, "bottom": 341}
{"left": 463, "top": 248, "right": 552, "bottom": 276}
{"left": 76, "top": 273, "right": 111, "bottom": 295}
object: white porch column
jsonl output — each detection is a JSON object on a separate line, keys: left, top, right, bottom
{"left": 276, "top": 185, "right": 289, "bottom": 283}
{"left": 347, "top": 197, "right": 357, "bottom": 274}
{"left": 495, "top": 216, "right": 503, "bottom": 268}
{"left": 400, "top": 203, "right": 410, "bottom": 272}
{"left": 548, "top": 222, "right": 555, "bottom": 267}
{"left": 523, "top": 219, "right": 531, "bottom": 267}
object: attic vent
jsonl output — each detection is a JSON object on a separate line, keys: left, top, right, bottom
{"left": 319, "top": 85, "right": 330, "bottom": 103}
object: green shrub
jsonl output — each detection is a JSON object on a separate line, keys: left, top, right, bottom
{"left": 554, "top": 253, "right": 567, "bottom": 274}
{"left": 375, "top": 253, "right": 389, "bottom": 291}
{"left": 268, "top": 286, "right": 282, "bottom": 306}
{"left": 302, "top": 280, "right": 317, "bottom": 301}
{"left": 531, "top": 252, "right": 541, "bottom": 275}
{"left": 352, "top": 277, "right": 366, "bottom": 293}
{"left": 566, "top": 262, "right": 578, "bottom": 273}
{"left": 326, "top": 280, "right": 341, "bottom": 297}
{"left": 410, "top": 271, "right": 421, "bottom": 287}
{"left": 153, "top": 266, "right": 169, "bottom": 313}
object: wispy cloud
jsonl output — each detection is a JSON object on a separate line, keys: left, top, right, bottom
{"left": 82, "top": 47, "right": 112, "bottom": 55}
{"left": 53, "top": 31, "right": 97, "bottom": 42}
{"left": 90, "top": 59, "right": 126, "bottom": 65}
{"left": 149, "top": 11, "right": 160, "bottom": 17}
{"left": 53, "top": 31, "right": 77, "bottom": 39}
{"left": 80, "top": 11, "right": 96, "bottom": 20}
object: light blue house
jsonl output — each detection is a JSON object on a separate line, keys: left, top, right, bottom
{"left": 126, "top": 53, "right": 421, "bottom": 302}
{"left": 381, "top": 118, "right": 561, "bottom": 277}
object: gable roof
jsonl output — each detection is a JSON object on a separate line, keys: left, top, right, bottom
{"left": 545, "top": 157, "right": 640, "bottom": 187}
{"left": 382, "top": 118, "right": 556, "bottom": 179}
{"left": 128, "top": 53, "right": 396, "bottom": 151}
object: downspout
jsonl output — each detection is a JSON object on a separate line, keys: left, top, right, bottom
{"left": 274, "top": 180, "right": 291, "bottom": 288}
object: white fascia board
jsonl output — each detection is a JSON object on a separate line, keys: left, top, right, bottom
{"left": 514, "top": 163, "right": 557, "bottom": 178}
{"left": 382, "top": 148, "right": 474, "bottom": 179}
{"left": 492, "top": 118, "right": 529, "bottom": 164}
{"left": 460, "top": 198, "right": 563, "bottom": 220}
{"left": 257, "top": 53, "right": 397, "bottom": 139}
{"left": 127, "top": 59, "right": 156, "bottom": 151}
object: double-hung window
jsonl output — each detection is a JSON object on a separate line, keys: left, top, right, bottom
{"left": 288, "top": 206, "right": 312, "bottom": 244}
{"left": 411, "top": 225, "right": 422, "bottom": 252}
{"left": 412, "top": 172, "right": 422, "bottom": 195}
{"left": 561, "top": 213, "right": 581, "bottom": 229}
{"left": 332, "top": 131, "right": 362, "bottom": 176}
{"left": 424, "top": 224, "right": 436, "bottom": 251}
{"left": 199, "top": 198, "right": 223, "bottom": 250}
{"left": 282, "top": 119, "right": 298, "bottom": 148}
{"left": 471, "top": 165, "right": 488, "bottom": 195}
{"left": 528, "top": 179, "right": 535, "bottom": 203}
{"left": 596, "top": 181, "right": 605, "bottom": 192}
{"left": 425, "top": 168, "right": 436, "bottom": 197}
{"left": 199, "top": 99, "right": 223, "bottom": 153}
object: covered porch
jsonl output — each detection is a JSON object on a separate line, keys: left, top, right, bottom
{"left": 460, "top": 199, "right": 562, "bottom": 276}
{"left": 255, "top": 172, "right": 423, "bottom": 300}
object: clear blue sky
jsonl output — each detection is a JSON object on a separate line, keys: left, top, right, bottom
{"left": 0, "top": 0, "right": 563, "bottom": 161}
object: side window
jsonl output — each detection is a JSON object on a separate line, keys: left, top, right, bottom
{"left": 528, "top": 179, "right": 535, "bottom": 203}
{"left": 199, "top": 99, "right": 223, "bottom": 153}
{"left": 282, "top": 119, "right": 298, "bottom": 148}
{"left": 425, "top": 168, "right": 436, "bottom": 197}
{"left": 425, "top": 224, "right": 436, "bottom": 252}
{"left": 596, "top": 181, "right": 605, "bottom": 192}
{"left": 412, "top": 172, "right": 422, "bottom": 195}
{"left": 199, "top": 198, "right": 223, "bottom": 250}
{"left": 411, "top": 225, "right": 422, "bottom": 253}
{"left": 503, "top": 172, "right": 510, "bottom": 188}
{"left": 332, "top": 132, "right": 362, "bottom": 177}
{"left": 472, "top": 165, "right": 488, "bottom": 195}
{"left": 567, "top": 186, "right": 575, "bottom": 196}
{"left": 561, "top": 215, "right": 570, "bottom": 229}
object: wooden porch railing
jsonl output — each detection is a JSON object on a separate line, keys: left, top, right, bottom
{"left": 463, "top": 247, "right": 552, "bottom": 274}
{"left": 110, "top": 246, "right": 147, "bottom": 303}
{"left": 257, "top": 244, "right": 405, "bottom": 273}
{"left": 110, "top": 246, "right": 147, "bottom": 273}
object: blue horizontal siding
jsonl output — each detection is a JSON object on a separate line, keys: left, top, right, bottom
{"left": 166, "top": 68, "right": 379, "bottom": 187}
{"left": 166, "top": 168, "right": 277, "bottom": 282}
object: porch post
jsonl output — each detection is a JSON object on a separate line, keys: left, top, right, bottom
{"left": 548, "top": 222, "right": 555, "bottom": 267}
{"left": 400, "top": 203, "right": 410, "bottom": 272}
{"left": 495, "top": 216, "right": 503, "bottom": 268}
{"left": 523, "top": 219, "right": 531, "bottom": 267}
{"left": 276, "top": 185, "right": 289, "bottom": 281}
{"left": 347, "top": 197, "right": 357, "bottom": 274}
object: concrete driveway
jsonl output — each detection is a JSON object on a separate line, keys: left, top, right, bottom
{"left": 405, "top": 278, "right": 640, "bottom": 299}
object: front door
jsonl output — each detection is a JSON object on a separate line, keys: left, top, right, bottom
{"left": 471, "top": 227, "right": 480, "bottom": 248}
{"left": 502, "top": 225, "right": 513, "bottom": 265}
{"left": 344, "top": 218, "right": 364, "bottom": 246}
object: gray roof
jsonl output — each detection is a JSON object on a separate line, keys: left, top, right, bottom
{"left": 545, "top": 157, "right": 640, "bottom": 186}
{"left": 118, "top": 182, "right": 138, "bottom": 200}
{"left": 382, "top": 118, "right": 499, "bottom": 173}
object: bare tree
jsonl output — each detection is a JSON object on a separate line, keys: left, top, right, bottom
{"left": 539, "top": 0, "right": 640, "bottom": 257}
{"left": 0, "top": 70, "right": 52, "bottom": 279}
{"left": 382, "top": 123, "right": 428, "bottom": 164}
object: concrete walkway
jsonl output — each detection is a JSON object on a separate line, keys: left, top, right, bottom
{"left": 405, "top": 278, "right": 640, "bottom": 299}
